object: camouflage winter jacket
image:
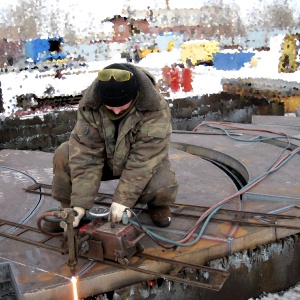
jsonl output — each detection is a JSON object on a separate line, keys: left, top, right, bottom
{"left": 68, "top": 64, "right": 172, "bottom": 209}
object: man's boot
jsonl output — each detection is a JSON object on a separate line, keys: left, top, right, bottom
{"left": 148, "top": 204, "right": 172, "bottom": 228}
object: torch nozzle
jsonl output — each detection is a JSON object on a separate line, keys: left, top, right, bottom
{"left": 68, "top": 259, "right": 78, "bottom": 276}
{"left": 71, "top": 266, "right": 76, "bottom": 276}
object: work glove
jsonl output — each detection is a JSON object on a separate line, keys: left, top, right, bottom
{"left": 109, "top": 202, "right": 131, "bottom": 223}
{"left": 73, "top": 207, "right": 85, "bottom": 228}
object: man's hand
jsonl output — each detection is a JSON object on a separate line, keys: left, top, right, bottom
{"left": 109, "top": 202, "right": 131, "bottom": 223}
{"left": 73, "top": 207, "right": 85, "bottom": 227}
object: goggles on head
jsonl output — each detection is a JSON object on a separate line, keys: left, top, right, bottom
{"left": 98, "top": 69, "right": 133, "bottom": 82}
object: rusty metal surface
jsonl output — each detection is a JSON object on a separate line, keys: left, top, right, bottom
{"left": 1, "top": 119, "right": 300, "bottom": 299}
{"left": 252, "top": 115, "right": 300, "bottom": 129}
{"left": 0, "top": 148, "right": 239, "bottom": 299}
{"left": 0, "top": 217, "right": 230, "bottom": 291}
{"left": 22, "top": 186, "right": 300, "bottom": 231}
{"left": 113, "top": 235, "right": 300, "bottom": 300}
{"left": 171, "top": 125, "right": 300, "bottom": 203}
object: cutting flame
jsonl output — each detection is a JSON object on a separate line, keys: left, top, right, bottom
{"left": 71, "top": 276, "right": 78, "bottom": 300}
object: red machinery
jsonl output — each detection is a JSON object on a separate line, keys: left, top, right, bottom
{"left": 39, "top": 208, "right": 145, "bottom": 275}
{"left": 77, "top": 218, "right": 145, "bottom": 266}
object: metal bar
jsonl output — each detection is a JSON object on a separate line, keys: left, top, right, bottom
{"left": 0, "top": 219, "right": 41, "bottom": 232}
{"left": 138, "top": 253, "right": 227, "bottom": 275}
{"left": 170, "top": 203, "right": 298, "bottom": 219}
{"left": 0, "top": 216, "right": 229, "bottom": 290}
{"left": 23, "top": 183, "right": 52, "bottom": 196}
{"left": 0, "top": 219, "right": 64, "bottom": 253}
{"left": 172, "top": 130, "right": 243, "bottom": 136}
{"left": 93, "top": 200, "right": 300, "bottom": 229}
{"left": 13, "top": 228, "right": 28, "bottom": 236}
{"left": 24, "top": 183, "right": 113, "bottom": 200}
{"left": 24, "top": 182, "right": 298, "bottom": 218}
{"left": 0, "top": 231, "right": 63, "bottom": 253}
{"left": 23, "top": 183, "right": 300, "bottom": 230}
{"left": 100, "top": 256, "right": 229, "bottom": 291}
{"left": 39, "top": 236, "right": 54, "bottom": 244}
{"left": 169, "top": 211, "right": 300, "bottom": 230}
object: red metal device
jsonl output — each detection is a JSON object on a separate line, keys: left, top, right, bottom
{"left": 76, "top": 218, "right": 145, "bottom": 266}
{"left": 50, "top": 208, "right": 146, "bottom": 274}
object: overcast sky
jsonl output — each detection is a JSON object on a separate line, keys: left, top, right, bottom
{"left": 1, "top": 0, "right": 299, "bottom": 19}
{"left": 1, "top": 0, "right": 300, "bottom": 31}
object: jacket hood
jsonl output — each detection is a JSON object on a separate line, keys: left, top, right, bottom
{"left": 79, "top": 63, "right": 162, "bottom": 112}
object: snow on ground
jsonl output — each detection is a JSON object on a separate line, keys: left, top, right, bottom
{"left": 1, "top": 42, "right": 300, "bottom": 119}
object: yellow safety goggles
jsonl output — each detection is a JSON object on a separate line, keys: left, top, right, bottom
{"left": 98, "top": 69, "right": 133, "bottom": 82}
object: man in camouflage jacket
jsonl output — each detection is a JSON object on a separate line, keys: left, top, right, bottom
{"left": 51, "top": 63, "right": 178, "bottom": 228}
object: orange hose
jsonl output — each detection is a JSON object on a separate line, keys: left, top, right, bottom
{"left": 178, "top": 145, "right": 300, "bottom": 243}
{"left": 37, "top": 211, "right": 63, "bottom": 237}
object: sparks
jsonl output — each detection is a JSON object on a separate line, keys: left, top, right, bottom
{"left": 71, "top": 276, "right": 79, "bottom": 300}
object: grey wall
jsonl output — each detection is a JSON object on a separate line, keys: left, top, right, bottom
{"left": 0, "top": 92, "right": 285, "bottom": 152}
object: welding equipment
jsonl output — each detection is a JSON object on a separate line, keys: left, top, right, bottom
{"left": 38, "top": 206, "right": 145, "bottom": 275}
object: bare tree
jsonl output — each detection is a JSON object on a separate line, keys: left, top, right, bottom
{"left": 49, "top": 10, "right": 60, "bottom": 38}
{"left": 245, "top": 1, "right": 295, "bottom": 47}
{"left": 63, "top": 12, "right": 77, "bottom": 45}
{"left": 196, "top": 3, "right": 246, "bottom": 43}
{"left": 7, "top": 0, "right": 70, "bottom": 40}
{"left": 265, "top": 2, "right": 295, "bottom": 31}
{"left": 10, "top": 0, "right": 39, "bottom": 40}
{"left": 246, "top": 2, "right": 294, "bottom": 32}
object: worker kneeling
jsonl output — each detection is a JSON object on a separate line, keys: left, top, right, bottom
{"left": 48, "top": 63, "right": 178, "bottom": 231}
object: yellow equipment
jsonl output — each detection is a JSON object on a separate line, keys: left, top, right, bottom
{"left": 180, "top": 40, "right": 220, "bottom": 66}
{"left": 278, "top": 33, "right": 300, "bottom": 73}
{"left": 122, "top": 45, "right": 160, "bottom": 63}
{"left": 167, "top": 40, "right": 175, "bottom": 52}
{"left": 138, "top": 47, "right": 160, "bottom": 59}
